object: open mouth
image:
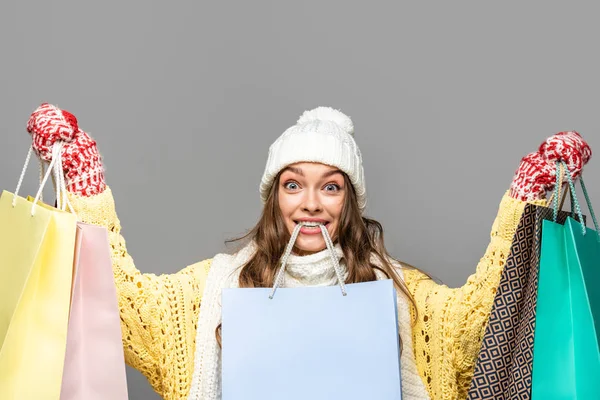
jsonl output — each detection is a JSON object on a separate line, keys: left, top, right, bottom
{"left": 294, "top": 221, "right": 330, "bottom": 234}
{"left": 295, "top": 221, "right": 329, "bottom": 227}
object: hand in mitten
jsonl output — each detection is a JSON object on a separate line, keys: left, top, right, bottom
{"left": 27, "top": 103, "right": 106, "bottom": 197}
{"left": 509, "top": 131, "right": 591, "bottom": 201}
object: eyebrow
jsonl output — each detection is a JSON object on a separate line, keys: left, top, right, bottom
{"left": 283, "top": 167, "right": 343, "bottom": 178}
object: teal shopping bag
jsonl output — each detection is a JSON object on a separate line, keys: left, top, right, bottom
{"left": 532, "top": 162, "right": 600, "bottom": 400}
{"left": 564, "top": 217, "right": 600, "bottom": 392}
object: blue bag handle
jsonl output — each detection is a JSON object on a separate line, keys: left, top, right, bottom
{"left": 270, "top": 222, "right": 348, "bottom": 299}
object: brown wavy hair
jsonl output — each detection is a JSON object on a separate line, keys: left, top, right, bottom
{"left": 216, "top": 169, "right": 419, "bottom": 347}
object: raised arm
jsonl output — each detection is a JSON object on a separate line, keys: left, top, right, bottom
{"left": 27, "top": 103, "right": 211, "bottom": 399}
{"left": 403, "top": 131, "right": 592, "bottom": 400}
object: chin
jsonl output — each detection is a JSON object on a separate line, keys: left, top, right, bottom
{"left": 293, "top": 237, "right": 327, "bottom": 255}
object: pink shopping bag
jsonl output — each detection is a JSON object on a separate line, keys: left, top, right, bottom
{"left": 59, "top": 222, "right": 128, "bottom": 399}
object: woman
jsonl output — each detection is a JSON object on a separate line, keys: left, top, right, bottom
{"left": 26, "top": 103, "right": 591, "bottom": 400}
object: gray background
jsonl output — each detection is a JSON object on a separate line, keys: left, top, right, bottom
{"left": 2, "top": 1, "right": 599, "bottom": 399}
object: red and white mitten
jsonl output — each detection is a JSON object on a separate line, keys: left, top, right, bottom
{"left": 509, "top": 131, "right": 592, "bottom": 201}
{"left": 27, "top": 103, "right": 106, "bottom": 197}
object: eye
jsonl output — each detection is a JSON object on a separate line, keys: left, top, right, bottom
{"left": 324, "top": 183, "right": 341, "bottom": 192}
{"left": 283, "top": 181, "right": 300, "bottom": 190}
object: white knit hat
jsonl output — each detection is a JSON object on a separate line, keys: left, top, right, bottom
{"left": 259, "top": 106, "right": 367, "bottom": 211}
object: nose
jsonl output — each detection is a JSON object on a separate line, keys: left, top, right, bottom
{"left": 301, "top": 188, "right": 322, "bottom": 213}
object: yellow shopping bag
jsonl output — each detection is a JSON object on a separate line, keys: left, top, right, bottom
{"left": 0, "top": 146, "right": 78, "bottom": 399}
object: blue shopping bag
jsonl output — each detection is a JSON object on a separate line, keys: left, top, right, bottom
{"left": 221, "top": 224, "right": 402, "bottom": 400}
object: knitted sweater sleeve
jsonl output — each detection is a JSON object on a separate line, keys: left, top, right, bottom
{"left": 403, "top": 192, "right": 547, "bottom": 400}
{"left": 67, "top": 186, "right": 212, "bottom": 399}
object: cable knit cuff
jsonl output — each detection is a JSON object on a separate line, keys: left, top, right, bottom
{"left": 67, "top": 185, "right": 117, "bottom": 227}
{"left": 491, "top": 191, "right": 548, "bottom": 244}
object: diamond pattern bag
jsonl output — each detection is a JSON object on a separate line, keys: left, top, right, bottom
{"left": 467, "top": 202, "right": 583, "bottom": 400}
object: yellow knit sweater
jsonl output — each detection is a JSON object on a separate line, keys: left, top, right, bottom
{"left": 67, "top": 187, "right": 545, "bottom": 400}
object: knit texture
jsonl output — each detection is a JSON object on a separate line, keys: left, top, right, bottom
{"left": 27, "top": 103, "right": 106, "bottom": 196}
{"left": 509, "top": 131, "right": 591, "bottom": 201}
{"left": 403, "top": 193, "right": 547, "bottom": 400}
{"left": 260, "top": 106, "right": 367, "bottom": 211}
{"left": 66, "top": 187, "right": 539, "bottom": 400}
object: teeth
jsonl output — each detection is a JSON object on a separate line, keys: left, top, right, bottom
{"left": 299, "top": 221, "right": 323, "bottom": 227}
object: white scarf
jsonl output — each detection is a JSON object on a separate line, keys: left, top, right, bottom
{"left": 187, "top": 241, "right": 430, "bottom": 400}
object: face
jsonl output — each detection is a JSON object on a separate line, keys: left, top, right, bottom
{"left": 278, "top": 162, "right": 346, "bottom": 256}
